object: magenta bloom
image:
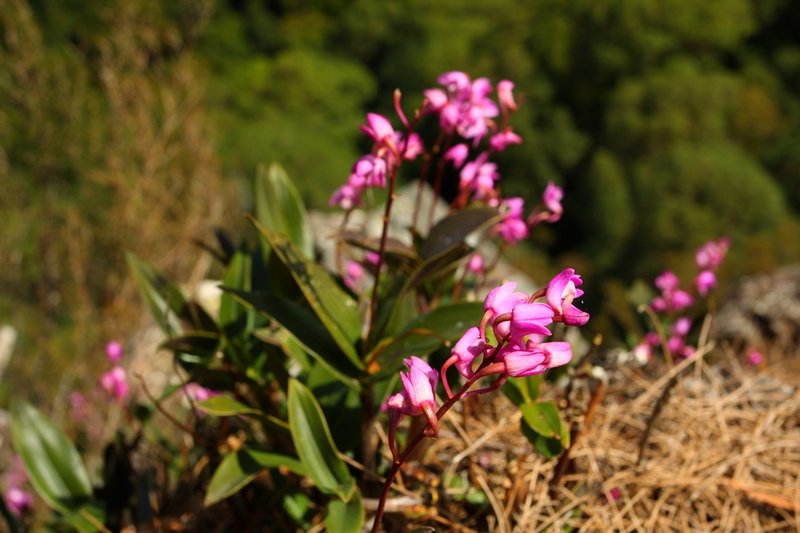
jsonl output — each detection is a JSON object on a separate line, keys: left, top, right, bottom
{"left": 466, "top": 253, "right": 484, "bottom": 274}
{"left": 343, "top": 260, "right": 365, "bottom": 292}
{"left": 450, "top": 327, "right": 488, "bottom": 378}
{"left": 484, "top": 281, "right": 529, "bottom": 338}
{"left": 391, "top": 356, "right": 440, "bottom": 436}
{"left": 329, "top": 182, "right": 362, "bottom": 210}
{"left": 444, "top": 143, "right": 469, "bottom": 168}
{"left": 546, "top": 268, "right": 590, "bottom": 326}
{"left": 670, "top": 289, "right": 694, "bottom": 311}
{"left": 106, "top": 341, "right": 123, "bottom": 363}
{"left": 528, "top": 182, "right": 564, "bottom": 224}
{"left": 747, "top": 348, "right": 763, "bottom": 366}
{"left": 672, "top": 317, "right": 692, "bottom": 337}
{"left": 655, "top": 271, "right": 680, "bottom": 292}
{"left": 509, "top": 303, "right": 554, "bottom": 341}
{"left": 183, "top": 383, "right": 219, "bottom": 403}
{"left": 100, "top": 366, "right": 129, "bottom": 403}
{"left": 352, "top": 155, "right": 388, "bottom": 188}
{"left": 500, "top": 341, "right": 572, "bottom": 377}
{"left": 695, "top": 270, "right": 717, "bottom": 296}
{"left": 495, "top": 197, "right": 529, "bottom": 244}
{"left": 696, "top": 237, "right": 730, "bottom": 270}
{"left": 497, "top": 79, "right": 518, "bottom": 112}
{"left": 489, "top": 130, "right": 522, "bottom": 152}
{"left": 4, "top": 487, "right": 33, "bottom": 517}
{"left": 360, "top": 112, "right": 395, "bottom": 145}
{"left": 459, "top": 152, "right": 499, "bottom": 199}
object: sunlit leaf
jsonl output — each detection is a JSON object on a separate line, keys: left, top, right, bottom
{"left": 288, "top": 380, "right": 355, "bottom": 501}
{"left": 205, "top": 448, "right": 305, "bottom": 506}
{"left": 255, "top": 163, "right": 315, "bottom": 259}
{"left": 9, "top": 402, "right": 92, "bottom": 513}
{"left": 324, "top": 490, "right": 364, "bottom": 533}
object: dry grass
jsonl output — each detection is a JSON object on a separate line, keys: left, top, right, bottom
{"left": 377, "top": 348, "right": 800, "bottom": 532}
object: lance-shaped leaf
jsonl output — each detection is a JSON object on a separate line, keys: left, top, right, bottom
{"left": 195, "top": 395, "right": 264, "bottom": 418}
{"left": 226, "top": 288, "right": 361, "bottom": 385}
{"left": 324, "top": 490, "right": 364, "bottom": 533}
{"left": 205, "top": 448, "right": 305, "bottom": 507}
{"left": 255, "top": 163, "right": 315, "bottom": 259}
{"left": 249, "top": 220, "right": 362, "bottom": 369}
{"left": 126, "top": 253, "right": 217, "bottom": 336}
{"left": 367, "top": 301, "right": 483, "bottom": 378}
{"left": 419, "top": 207, "right": 499, "bottom": 260}
{"left": 520, "top": 400, "right": 569, "bottom": 448}
{"left": 218, "top": 251, "right": 254, "bottom": 336}
{"left": 288, "top": 380, "right": 355, "bottom": 501}
{"left": 9, "top": 402, "right": 92, "bottom": 513}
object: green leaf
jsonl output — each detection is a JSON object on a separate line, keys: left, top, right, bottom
{"left": 160, "top": 332, "right": 220, "bottom": 363}
{"left": 519, "top": 400, "right": 567, "bottom": 445}
{"left": 126, "top": 253, "right": 186, "bottom": 335}
{"left": 195, "top": 395, "right": 264, "bottom": 417}
{"left": 62, "top": 505, "right": 106, "bottom": 533}
{"left": 250, "top": 221, "right": 362, "bottom": 369}
{"left": 218, "top": 251, "right": 253, "bottom": 335}
{"left": 288, "top": 380, "right": 355, "bottom": 501}
{"left": 255, "top": 163, "right": 315, "bottom": 259}
{"left": 502, "top": 375, "right": 542, "bottom": 406}
{"left": 205, "top": 448, "right": 306, "bottom": 506}
{"left": 419, "top": 207, "right": 499, "bottom": 259}
{"left": 9, "top": 402, "right": 92, "bottom": 513}
{"left": 368, "top": 302, "right": 483, "bottom": 378}
{"left": 324, "top": 490, "right": 364, "bottom": 533}
{"left": 226, "top": 288, "right": 361, "bottom": 385}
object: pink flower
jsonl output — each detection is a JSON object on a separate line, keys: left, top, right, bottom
{"left": 460, "top": 153, "right": 499, "bottom": 199}
{"left": 100, "top": 366, "right": 129, "bottom": 403}
{"left": 183, "top": 383, "right": 219, "bottom": 403}
{"left": 666, "top": 335, "right": 684, "bottom": 354}
{"left": 106, "top": 341, "right": 123, "bottom": 363}
{"left": 608, "top": 487, "right": 622, "bottom": 502}
{"left": 4, "top": 487, "right": 33, "bottom": 517}
{"left": 546, "top": 268, "right": 589, "bottom": 326}
{"left": 444, "top": 143, "right": 469, "bottom": 168}
{"left": 344, "top": 260, "right": 365, "bottom": 292}
{"left": 484, "top": 281, "right": 529, "bottom": 338}
{"left": 672, "top": 317, "right": 692, "bottom": 337}
{"left": 696, "top": 237, "right": 730, "bottom": 270}
{"left": 497, "top": 80, "right": 518, "bottom": 112}
{"left": 655, "top": 271, "right": 680, "bottom": 292}
{"left": 695, "top": 270, "right": 717, "bottom": 296}
{"left": 747, "top": 348, "right": 763, "bottom": 366}
{"left": 365, "top": 251, "right": 380, "bottom": 266}
{"left": 528, "top": 182, "right": 564, "bottom": 224}
{"left": 352, "top": 155, "right": 387, "bottom": 187}
{"left": 489, "top": 130, "right": 522, "bottom": 152}
{"left": 466, "top": 253, "right": 484, "bottom": 274}
{"left": 360, "top": 112, "right": 395, "bottom": 145}
{"left": 389, "top": 356, "right": 440, "bottom": 436}
{"left": 499, "top": 341, "right": 572, "bottom": 377}
{"left": 632, "top": 341, "right": 652, "bottom": 364}
{"left": 450, "top": 327, "right": 488, "bottom": 378}
{"left": 495, "top": 197, "right": 529, "bottom": 244}
{"left": 509, "top": 303, "right": 555, "bottom": 340}
{"left": 329, "top": 182, "right": 362, "bottom": 210}
{"left": 670, "top": 289, "right": 694, "bottom": 311}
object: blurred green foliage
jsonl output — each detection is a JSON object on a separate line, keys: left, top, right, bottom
{"left": 1, "top": 0, "right": 800, "bottom": 399}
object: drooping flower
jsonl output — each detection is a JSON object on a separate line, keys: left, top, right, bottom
{"left": 466, "top": 253, "right": 484, "bottom": 275}
{"left": 448, "top": 327, "right": 488, "bottom": 381}
{"left": 528, "top": 182, "right": 564, "bottom": 225}
{"left": 100, "top": 366, "right": 129, "bottom": 403}
{"left": 106, "top": 341, "right": 123, "bottom": 363}
{"left": 499, "top": 341, "right": 572, "bottom": 377}
{"left": 509, "top": 303, "right": 555, "bottom": 341}
{"left": 360, "top": 112, "right": 395, "bottom": 146}
{"left": 655, "top": 271, "right": 680, "bottom": 292}
{"left": 695, "top": 270, "right": 717, "bottom": 296}
{"left": 497, "top": 79, "right": 518, "bottom": 112}
{"left": 459, "top": 152, "right": 499, "bottom": 200}
{"left": 494, "top": 197, "right": 529, "bottom": 244}
{"left": 444, "top": 143, "right": 469, "bottom": 168}
{"left": 344, "top": 260, "right": 366, "bottom": 292}
{"left": 483, "top": 281, "right": 529, "bottom": 338}
{"left": 696, "top": 237, "right": 730, "bottom": 270}
{"left": 489, "top": 130, "right": 522, "bottom": 152}
{"left": 672, "top": 317, "right": 692, "bottom": 337}
{"left": 546, "top": 268, "right": 590, "bottom": 326}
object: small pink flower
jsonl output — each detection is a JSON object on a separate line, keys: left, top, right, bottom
{"left": 695, "top": 270, "right": 717, "bottom": 296}
{"left": 672, "top": 317, "right": 692, "bottom": 337}
{"left": 499, "top": 341, "right": 572, "bottom": 377}
{"left": 495, "top": 197, "right": 529, "bottom": 244}
{"left": 460, "top": 153, "right": 499, "bottom": 200}
{"left": 398, "top": 356, "right": 440, "bottom": 436}
{"left": 632, "top": 341, "right": 652, "bottom": 364}
{"left": 670, "top": 289, "right": 694, "bottom": 311}
{"left": 546, "top": 268, "right": 590, "bottom": 326}
{"left": 4, "top": 487, "right": 33, "bottom": 517}
{"left": 360, "top": 112, "right": 395, "bottom": 145}
{"left": 667, "top": 335, "right": 684, "bottom": 354}
{"left": 484, "top": 281, "right": 529, "bottom": 338}
{"left": 608, "top": 487, "right": 622, "bottom": 501}
{"left": 100, "top": 366, "right": 129, "bottom": 403}
{"left": 444, "top": 143, "right": 469, "bottom": 168}
{"left": 450, "top": 327, "right": 488, "bottom": 378}
{"left": 655, "top": 271, "right": 680, "bottom": 292}
{"left": 183, "top": 383, "right": 219, "bottom": 403}
{"left": 489, "top": 130, "right": 522, "bottom": 152}
{"left": 696, "top": 237, "right": 730, "bottom": 270}
{"left": 344, "top": 260, "right": 365, "bottom": 292}
{"left": 509, "top": 303, "right": 555, "bottom": 340}
{"left": 329, "top": 182, "right": 362, "bottom": 210}
{"left": 352, "top": 155, "right": 388, "bottom": 187}
{"left": 106, "top": 341, "right": 123, "bottom": 363}
{"left": 747, "top": 348, "right": 763, "bottom": 366}
{"left": 497, "top": 79, "right": 518, "bottom": 112}
{"left": 466, "top": 254, "right": 484, "bottom": 274}
{"left": 528, "top": 182, "right": 564, "bottom": 224}
{"left": 365, "top": 251, "right": 380, "bottom": 266}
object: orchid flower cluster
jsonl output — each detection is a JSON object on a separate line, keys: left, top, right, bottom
{"left": 99, "top": 340, "right": 129, "bottom": 403}
{"left": 329, "top": 71, "right": 563, "bottom": 248}
{"left": 381, "top": 268, "right": 589, "bottom": 462}
{"left": 635, "top": 237, "right": 730, "bottom": 363}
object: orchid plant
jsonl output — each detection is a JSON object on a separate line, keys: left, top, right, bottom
{"left": 6, "top": 72, "right": 589, "bottom": 533}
